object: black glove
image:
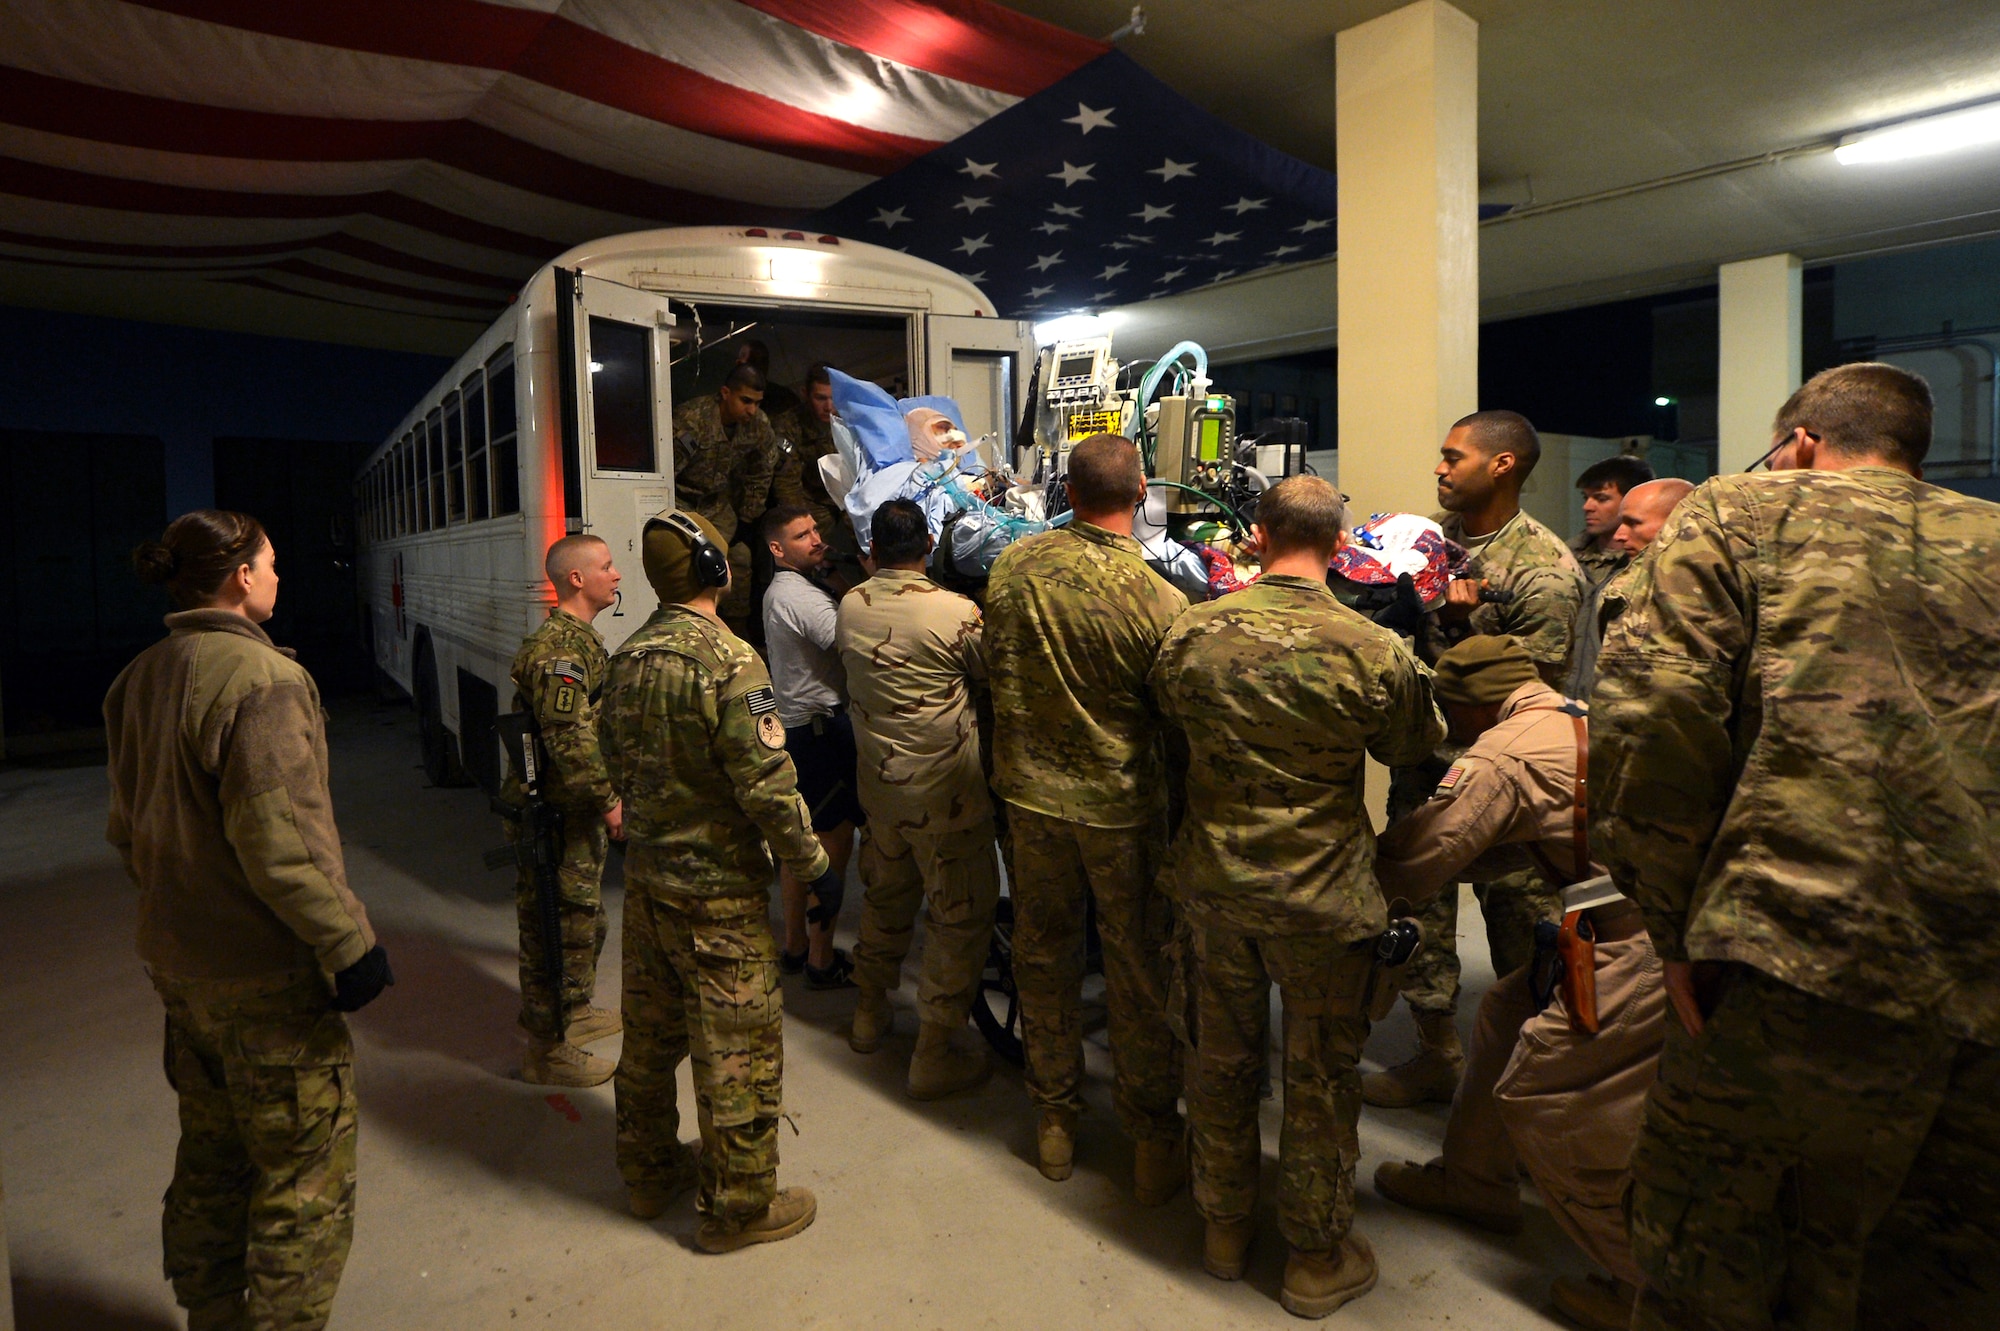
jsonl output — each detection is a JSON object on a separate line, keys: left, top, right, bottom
{"left": 330, "top": 945, "right": 395, "bottom": 1012}
{"left": 804, "top": 867, "right": 845, "bottom": 927}
{"left": 1369, "top": 572, "right": 1429, "bottom": 637}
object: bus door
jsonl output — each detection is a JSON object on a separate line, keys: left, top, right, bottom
{"left": 924, "top": 314, "right": 1037, "bottom": 470}
{"left": 563, "top": 272, "right": 677, "bottom": 650}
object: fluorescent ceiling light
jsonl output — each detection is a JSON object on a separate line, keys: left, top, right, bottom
{"left": 1836, "top": 100, "right": 2000, "bottom": 165}
{"left": 1034, "top": 312, "right": 1116, "bottom": 345}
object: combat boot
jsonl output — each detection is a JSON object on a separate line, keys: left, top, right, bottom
{"left": 849, "top": 986, "right": 892, "bottom": 1053}
{"left": 1036, "top": 1108, "right": 1078, "bottom": 1181}
{"left": 628, "top": 1146, "right": 701, "bottom": 1220}
{"left": 566, "top": 1004, "right": 622, "bottom": 1046}
{"left": 694, "top": 1186, "right": 818, "bottom": 1253}
{"left": 906, "top": 1020, "right": 992, "bottom": 1100}
{"left": 523, "top": 1037, "right": 615, "bottom": 1088}
{"left": 1361, "top": 1010, "right": 1463, "bottom": 1108}
{"left": 1373, "top": 1157, "right": 1523, "bottom": 1233}
{"left": 1549, "top": 1274, "right": 1637, "bottom": 1330}
{"left": 1280, "top": 1233, "right": 1379, "bottom": 1319}
{"left": 186, "top": 1293, "right": 246, "bottom": 1331}
{"left": 1203, "top": 1218, "right": 1254, "bottom": 1280}
{"left": 1133, "top": 1132, "right": 1187, "bottom": 1206}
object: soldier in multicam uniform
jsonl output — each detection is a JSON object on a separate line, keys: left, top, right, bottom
{"left": 505, "top": 535, "right": 626, "bottom": 1088}
{"left": 107, "top": 510, "right": 393, "bottom": 1331}
{"left": 599, "top": 507, "right": 842, "bottom": 1252}
{"left": 836, "top": 499, "right": 1001, "bottom": 1099}
{"left": 1594, "top": 362, "right": 2000, "bottom": 1331}
{"left": 1563, "top": 454, "right": 1654, "bottom": 699}
{"left": 1150, "top": 476, "right": 1445, "bottom": 1319}
{"left": 1366, "top": 409, "right": 1586, "bottom": 1110}
{"left": 671, "top": 363, "right": 787, "bottom": 635}
{"left": 984, "top": 433, "right": 1189, "bottom": 1198}
{"left": 768, "top": 364, "right": 858, "bottom": 565}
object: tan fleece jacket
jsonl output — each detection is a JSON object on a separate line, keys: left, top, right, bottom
{"left": 104, "top": 610, "right": 375, "bottom": 981}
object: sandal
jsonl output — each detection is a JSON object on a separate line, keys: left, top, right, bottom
{"left": 805, "top": 949, "right": 857, "bottom": 991}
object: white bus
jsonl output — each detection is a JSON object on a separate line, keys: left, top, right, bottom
{"left": 355, "top": 226, "right": 1034, "bottom": 790}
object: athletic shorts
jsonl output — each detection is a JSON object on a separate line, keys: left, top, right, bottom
{"left": 784, "top": 710, "right": 866, "bottom": 833}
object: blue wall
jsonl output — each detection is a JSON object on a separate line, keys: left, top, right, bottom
{"left": 0, "top": 305, "right": 452, "bottom": 514}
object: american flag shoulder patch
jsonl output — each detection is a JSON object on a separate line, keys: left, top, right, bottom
{"left": 744, "top": 686, "right": 779, "bottom": 717}
{"left": 1433, "top": 764, "right": 1467, "bottom": 797}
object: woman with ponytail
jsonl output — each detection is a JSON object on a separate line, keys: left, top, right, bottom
{"left": 105, "top": 509, "right": 389, "bottom": 1330}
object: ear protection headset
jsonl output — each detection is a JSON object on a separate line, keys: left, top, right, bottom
{"left": 649, "top": 510, "right": 730, "bottom": 588}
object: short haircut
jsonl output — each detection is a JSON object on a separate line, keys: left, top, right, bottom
{"left": 1576, "top": 454, "right": 1655, "bottom": 494}
{"left": 870, "top": 499, "right": 931, "bottom": 564}
{"left": 723, "top": 362, "right": 766, "bottom": 393}
{"left": 738, "top": 339, "right": 771, "bottom": 374}
{"left": 545, "top": 533, "right": 607, "bottom": 586}
{"left": 760, "top": 504, "right": 813, "bottom": 545}
{"left": 1255, "top": 475, "right": 1350, "bottom": 557}
{"left": 804, "top": 363, "right": 832, "bottom": 389}
{"left": 1065, "top": 432, "right": 1144, "bottom": 513}
{"left": 1452, "top": 409, "right": 1542, "bottom": 482}
{"left": 1773, "top": 361, "right": 1933, "bottom": 466}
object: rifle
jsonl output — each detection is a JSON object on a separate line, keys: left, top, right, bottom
{"left": 487, "top": 711, "right": 569, "bottom": 1037}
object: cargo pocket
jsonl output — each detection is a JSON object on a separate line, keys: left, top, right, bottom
{"left": 691, "top": 922, "right": 783, "bottom": 1127}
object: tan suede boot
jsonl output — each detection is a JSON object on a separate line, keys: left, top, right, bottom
{"left": 565, "top": 1004, "right": 622, "bottom": 1046}
{"left": 1373, "top": 1157, "right": 1524, "bottom": 1234}
{"left": 849, "top": 986, "right": 892, "bottom": 1053}
{"left": 1133, "top": 1133, "right": 1187, "bottom": 1206}
{"left": 1361, "top": 1010, "right": 1463, "bottom": 1107}
{"left": 627, "top": 1145, "right": 700, "bottom": 1220}
{"left": 186, "top": 1294, "right": 246, "bottom": 1331}
{"left": 1203, "top": 1218, "right": 1254, "bottom": 1280}
{"left": 1550, "top": 1274, "right": 1638, "bottom": 1330}
{"left": 522, "top": 1037, "right": 615, "bottom": 1087}
{"left": 694, "top": 1187, "right": 818, "bottom": 1253}
{"left": 1036, "top": 1108, "right": 1078, "bottom": 1181}
{"left": 906, "top": 1020, "right": 991, "bottom": 1100}
{"left": 1281, "top": 1233, "right": 1379, "bottom": 1319}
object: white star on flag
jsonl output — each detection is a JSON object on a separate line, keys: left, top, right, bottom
{"left": 1201, "top": 231, "right": 1242, "bottom": 246}
{"left": 959, "top": 271, "right": 986, "bottom": 283}
{"left": 1106, "top": 242, "right": 1134, "bottom": 251}
{"left": 1293, "top": 218, "right": 1331, "bottom": 233}
{"left": 958, "top": 159, "right": 999, "bottom": 179}
{"left": 955, "top": 234, "right": 992, "bottom": 256}
{"left": 1155, "top": 267, "right": 1188, "bottom": 284}
{"left": 1214, "top": 269, "right": 1239, "bottom": 281}
{"left": 1225, "top": 197, "right": 1269, "bottom": 215}
{"left": 1064, "top": 103, "right": 1117, "bottom": 134}
{"left": 1097, "top": 262, "right": 1129, "bottom": 279}
{"left": 1090, "top": 290, "right": 1119, "bottom": 301}
{"left": 1132, "top": 204, "right": 1174, "bottom": 223}
{"left": 1048, "top": 202, "right": 1084, "bottom": 218}
{"left": 1267, "top": 244, "right": 1304, "bottom": 259}
{"left": 1121, "top": 233, "right": 1156, "bottom": 244}
{"left": 1029, "top": 251, "right": 1064, "bottom": 272}
{"left": 1034, "top": 221, "right": 1069, "bottom": 235}
{"left": 1148, "top": 158, "right": 1197, "bottom": 181}
{"left": 871, "top": 206, "right": 909, "bottom": 229}
{"left": 1049, "top": 161, "right": 1096, "bottom": 187}
{"left": 1028, "top": 284, "right": 1056, "bottom": 299}
{"left": 954, "top": 195, "right": 993, "bottom": 214}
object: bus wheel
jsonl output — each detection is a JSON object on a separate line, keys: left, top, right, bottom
{"left": 413, "top": 636, "right": 471, "bottom": 788}
{"left": 972, "top": 895, "right": 1026, "bottom": 1067}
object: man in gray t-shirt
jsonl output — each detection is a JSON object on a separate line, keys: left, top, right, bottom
{"left": 760, "top": 505, "right": 863, "bottom": 989}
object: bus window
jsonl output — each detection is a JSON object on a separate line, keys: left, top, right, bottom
{"left": 587, "top": 316, "right": 655, "bottom": 472}
{"left": 488, "top": 351, "right": 520, "bottom": 516}
{"left": 426, "top": 409, "right": 445, "bottom": 530}
{"left": 416, "top": 424, "right": 433, "bottom": 532}
{"left": 464, "top": 369, "right": 490, "bottom": 522}
{"left": 398, "top": 436, "right": 413, "bottom": 535}
{"left": 444, "top": 392, "right": 466, "bottom": 524}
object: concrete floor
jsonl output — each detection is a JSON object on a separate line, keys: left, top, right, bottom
{"left": 0, "top": 697, "right": 1592, "bottom": 1329}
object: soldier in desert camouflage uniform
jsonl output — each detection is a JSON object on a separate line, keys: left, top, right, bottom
{"left": 1594, "top": 363, "right": 2000, "bottom": 1331}
{"left": 1368, "top": 410, "right": 1586, "bottom": 1110}
{"left": 836, "top": 499, "right": 999, "bottom": 1099}
{"left": 504, "top": 535, "right": 625, "bottom": 1088}
{"left": 984, "top": 433, "right": 1189, "bottom": 1198}
{"left": 672, "top": 364, "right": 785, "bottom": 634}
{"left": 1152, "top": 476, "right": 1445, "bottom": 1319}
{"left": 599, "top": 507, "right": 840, "bottom": 1252}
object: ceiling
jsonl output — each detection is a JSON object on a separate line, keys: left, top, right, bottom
{"left": 1004, "top": 0, "right": 2000, "bottom": 359}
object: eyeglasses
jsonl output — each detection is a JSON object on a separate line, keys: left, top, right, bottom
{"left": 1750, "top": 427, "right": 1818, "bottom": 472}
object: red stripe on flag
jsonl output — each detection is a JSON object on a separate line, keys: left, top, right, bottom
{"left": 219, "top": 272, "right": 490, "bottom": 323}
{"left": 125, "top": 2, "right": 941, "bottom": 175}
{"left": 0, "top": 154, "right": 560, "bottom": 258}
{"left": 267, "top": 258, "right": 505, "bottom": 310}
{"left": 0, "top": 69, "right": 776, "bottom": 225}
{"left": 0, "top": 227, "right": 528, "bottom": 291}
{"left": 734, "top": 0, "right": 1106, "bottom": 98}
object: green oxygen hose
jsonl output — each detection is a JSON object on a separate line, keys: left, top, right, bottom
{"left": 1143, "top": 478, "right": 1249, "bottom": 536}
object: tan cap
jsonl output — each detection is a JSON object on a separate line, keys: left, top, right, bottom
{"left": 642, "top": 508, "right": 728, "bottom": 604}
{"left": 1432, "top": 634, "right": 1539, "bottom": 705}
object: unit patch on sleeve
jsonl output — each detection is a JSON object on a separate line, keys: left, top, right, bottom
{"left": 744, "top": 686, "right": 784, "bottom": 749}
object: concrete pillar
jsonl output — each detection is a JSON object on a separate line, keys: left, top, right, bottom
{"left": 1717, "top": 253, "right": 1802, "bottom": 472}
{"left": 1335, "top": 0, "right": 1480, "bottom": 519}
